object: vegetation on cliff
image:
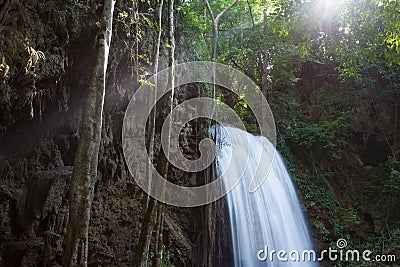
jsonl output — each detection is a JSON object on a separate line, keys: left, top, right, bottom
{"left": 0, "top": 0, "right": 399, "bottom": 266}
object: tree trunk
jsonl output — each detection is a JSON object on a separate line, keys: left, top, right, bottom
{"left": 204, "top": 0, "right": 239, "bottom": 62}
{"left": 142, "top": 0, "right": 164, "bottom": 217}
{"left": 132, "top": 0, "right": 175, "bottom": 266}
{"left": 132, "top": 197, "right": 157, "bottom": 267}
{"left": 260, "top": 5, "right": 270, "bottom": 99}
{"left": 151, "top": 203, "right": 165, "bottom": 267}
{"left": 63, "top": 1, "right": 115, "bottom": 266}
{"left": 211, "top": 22, "right": 218, "bottom": 62}
{"left": 132, "top": 1, "right": 164, "bottom": 266}
{"left": 152, "top": 0, "right": 175, "bottom": 264}
{"left": 202, "top": 2, "right": 238, "bottom": 266}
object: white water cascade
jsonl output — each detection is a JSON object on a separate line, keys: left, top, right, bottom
{"left": 215, "top": 126, "right": 318, "bottom": 267}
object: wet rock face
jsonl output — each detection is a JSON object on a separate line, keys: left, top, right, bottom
{"left": 0, "top": 0, "right": 135, "bottom": 264}
{"left": 23, "top": 167, "right": 72, "bottom": 238}
{"left": 1, "top": 167, "right": 71, "bottom": 266}
{"left": 0, "top": 0, "right": 86, "bottom": 129}
{"left": 0, "top": 1, "right": 205, "bottom": 266}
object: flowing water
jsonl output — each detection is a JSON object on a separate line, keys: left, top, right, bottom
{"left": 215, "top": 126, "right": 318, "bottom": 267}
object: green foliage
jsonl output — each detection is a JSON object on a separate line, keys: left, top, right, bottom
{"left": 149, "top": 246, "right": 174, "bottom": 267}
{"left": 278, "top": 140, "right": 347, "bottom": 241}
{"left": 341, "top": 229, "right": 400, "bottom": 267}
{"left": 386, "top": 156, "right": 400, "bottom": 193}
{"left": 276, "top": 83, "right": 351, "bottom": 160}
{"left": 332, "top": 0, "right": 400, "bottom": 77}
{"left": 179, "top": 0, "right": 400, "bottom": 259}
{"left": 232, "top": 94, "right": 259, "bottom": 134}
{"left": 116, "top": 0, "right": 158, "bottom": 76}
{"left": 289, "top": 115, "right": 349, "bottom": 149}
{"left": 160, "top": 248, "right": 174, "bottom": 267}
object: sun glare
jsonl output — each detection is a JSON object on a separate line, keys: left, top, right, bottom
{"left": 318, "top": 0, "right": 341, "bottom": 20}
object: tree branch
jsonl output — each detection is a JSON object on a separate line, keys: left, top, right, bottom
{"left": 247, "top": 0, "right": 254, "bottom": 30}
{"left": 204, "top": 0, "right": 215, "bottom": 21}
{"left": 204, "top": 0, "right": 239, "bottom": 61}
{"left": 218, "top": 27, "right": 253, "bottom": 32}
{"left": 215, "top": 0, "right": 239, "bottom": 22}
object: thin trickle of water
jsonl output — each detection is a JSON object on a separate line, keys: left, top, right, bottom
{"left": 215, "top": 126, "right": 318, "bottom": 267}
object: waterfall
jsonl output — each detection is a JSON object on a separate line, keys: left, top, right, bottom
{"left": 215, "top": 126, "right": 318, "bottom": 267}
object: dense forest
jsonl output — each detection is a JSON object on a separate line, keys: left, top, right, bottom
{"left": 0, "top": 0, "right": 399, "bottom": 266}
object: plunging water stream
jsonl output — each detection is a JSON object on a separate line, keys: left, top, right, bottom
{"left": 215, "top": 126, "right": 318, "bottom": 267}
